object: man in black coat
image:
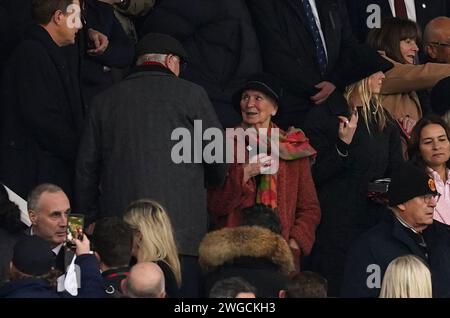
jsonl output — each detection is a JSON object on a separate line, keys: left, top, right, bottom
{"left": 75, "top": 33, "right": 227, "bottom": 297}
{"left": 341, "top": 163, "right": 450, "bottom": 298}
{"left": 346, "top": 0, "right": 448, "bottom": 43}
{"left": 0, "top": 0, "right": 84, "bottom": 198}
{"left": 246, "top": 0, "right": 357, "bottom": 129}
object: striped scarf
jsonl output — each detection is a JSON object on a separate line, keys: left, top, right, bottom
{"left": 242, "top": 123, "right": 317, "bottom": 209}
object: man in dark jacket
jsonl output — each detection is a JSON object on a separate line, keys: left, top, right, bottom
{"left": 346, "top": 0, "right": 448, "bottom": 43}
{"left": 0, "top": 0, "right": 84, "bottom": 199}
{"left": 246, "top": 0, "right": 357, "bottom": 129}
{"left": 75, "top": 33, "right": 227, "bottom": 297}
{"left": 341, "top": 163, "right": 450, "bottom": 298}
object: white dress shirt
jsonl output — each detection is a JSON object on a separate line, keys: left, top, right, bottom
{"left": 388, "top": 0, "right": 418, "bottom": 22}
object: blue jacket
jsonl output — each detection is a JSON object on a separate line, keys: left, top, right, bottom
{"left": 0, "top": 254, "right": 106, "bottom": 298}
{"left": 341, "top": 211, "right": 450, "bottom": 298}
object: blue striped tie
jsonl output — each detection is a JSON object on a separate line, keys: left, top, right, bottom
{"left": 301, "top": 0, "right": 328, "bottom": 75}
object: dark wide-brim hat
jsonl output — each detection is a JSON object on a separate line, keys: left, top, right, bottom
{"left": 12, "top": 235, "right": 55, "bottom": 276}
{"left": 431, "top": 76, "right": 450, "bottom": 116}
{"left": 136, "top": 33, "right": 189, "bottom": 62}
{"left": 388, "top": 162, "right": 439, "bottom": 207}
{"left": 232, "top": 74, "right": 283, "bottom": 114}
{"left": 341, "top": 44, "right": 394, "bottom": 87}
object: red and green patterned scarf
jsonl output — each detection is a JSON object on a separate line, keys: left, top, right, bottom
{"left": 242, "top": 123, "right": 317, "bottom": 209}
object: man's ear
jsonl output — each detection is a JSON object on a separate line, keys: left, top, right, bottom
{"left": 52, "top": 10, "right": 65, "bottom": 26}
{"left": 29, "top": 210, "right": 38, "bottom": 225}
{"left": 279, "top": 290, "right": 286, "bottom": 298}
{"left": 397, "top": 203, "right": 407, "bottom": 212}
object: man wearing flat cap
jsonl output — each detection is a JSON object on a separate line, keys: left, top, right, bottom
{"left": 341, "top": 162, "right": 450, "bottom": 298}
{"left": 75, "top": 33, "right": 227, "bottom": 297}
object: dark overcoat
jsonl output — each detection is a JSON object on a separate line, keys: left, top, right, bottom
{"left": 74, "top": 65, "right": 227, "bottom": 256}
{"left": 0, "top": 25, "right": 84, "bottom": 198}
{"left": 302, "top": 98, "right": 403, "bottom": 296}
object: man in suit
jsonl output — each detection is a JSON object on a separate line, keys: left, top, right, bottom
{"left": 346, "top": 0, "right": 448, "bottom": 43}
{"left": 0, "top": 0, "right": 84, "bottom": 199}
{"left": 27, "top": 183, "right": 73, "bottom": 273}
{"left": 341, "top": 163, "right": 450, "bottom": 298}
{"left": 246, "top": 0, "right": 357, "bottom": 129}
{"left": 75, "top": 33, "right": 227, "bottom": 297}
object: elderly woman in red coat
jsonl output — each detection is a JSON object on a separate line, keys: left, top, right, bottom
{"left": 207, "top": 74, "right": 321, "bottom": 271}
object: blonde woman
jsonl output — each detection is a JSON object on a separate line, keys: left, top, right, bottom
{"left": 303, "top": 45, "right": 404, "bottom": 296}
{"left": 123, "top": 199, "right": 181, "bottom": 298}
{"left": 380, "top": 255, "right": 432, "bottom": 298}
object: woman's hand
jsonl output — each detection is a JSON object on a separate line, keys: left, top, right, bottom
{"left": 338, "top": 111, "right": 358, "bottom": 145}
{"left": 243, "top": 153, "right": 274, "bottom": 184}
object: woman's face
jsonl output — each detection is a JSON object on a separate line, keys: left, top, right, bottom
{"left": 419, "top": 124, "right": 450, "bottom": 169}
{"left": 240, "top": 90, "right": 277, "bottom": 129}
{"left": 368, "top": 71, "right": 386, "bottom": 94}
{"left": 400, "top": 38, "right": 419, "bottom": 64}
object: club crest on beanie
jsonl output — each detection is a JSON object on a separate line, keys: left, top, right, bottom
{"left": 388, "top": 163, "right": 439, "bottom": 207}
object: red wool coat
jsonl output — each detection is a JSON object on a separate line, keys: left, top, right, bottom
{"left": 208, "top": 157, "right": 321, "bottom": 257}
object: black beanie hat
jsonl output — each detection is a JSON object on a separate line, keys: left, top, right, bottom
{"left": 233, "top": 74, "right": 283, "bottom": 114}
{"left": 12, "top": 236, "right": 55, "bottom": 276}
{"left": 388, "top": 163, "right": 439, "bottom": 207}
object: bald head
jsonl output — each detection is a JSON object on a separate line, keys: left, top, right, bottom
{"left": 123, "top": 262, "right": 166, "bottom": 298}
{"left": 424, "top": 17, "right": 450, "bottom": 63}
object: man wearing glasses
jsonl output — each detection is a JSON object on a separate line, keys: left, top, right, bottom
{"left": 424, "top": 16, "right": 450, "bottom": 64}
{"left": 341, "top": 163, "right": 450, "bottom": 298}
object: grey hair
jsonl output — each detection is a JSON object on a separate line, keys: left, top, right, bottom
{"left": 27, "top": 183, "right": 63, "bottom": 211}
{"left": 136, "top": 53, "right": 167, "bottom": 66}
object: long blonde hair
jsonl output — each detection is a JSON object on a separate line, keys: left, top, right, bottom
{"left": 123, "top": 199, "right": 182, "bottom": 287}
{"left": 379, "top": 255, "right": 432, "bottom": 298}
{"left": 344, "top": 76, "right": 387, "bottom": 133}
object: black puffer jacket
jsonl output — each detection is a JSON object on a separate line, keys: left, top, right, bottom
{"left": 139, "top": 0, "right": 262, "bottom": 128}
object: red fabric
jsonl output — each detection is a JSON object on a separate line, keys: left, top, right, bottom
{"left": 394, "top": 0, "right": 408, "bottom": 19}
{"left": 207, "top": 157, "right": 321, "bottom": 257}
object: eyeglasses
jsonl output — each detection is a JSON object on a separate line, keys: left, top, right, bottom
{"left": 429, "top": 41, "right": 450, "bottom": 48}
{"left": 423, "top": 193, "right": 441, "bottom": 204}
